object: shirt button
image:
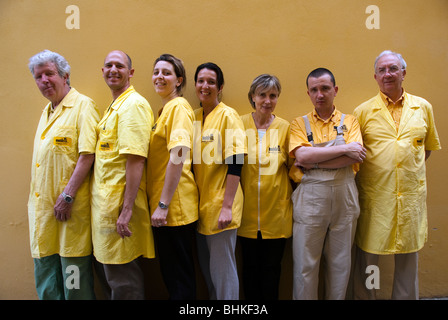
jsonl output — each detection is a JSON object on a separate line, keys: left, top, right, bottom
{"left": 36, "top": 163, "right": 40, "bottom": 167}
{"left": 35, "top": 192, "right": 40, "bottom": 197}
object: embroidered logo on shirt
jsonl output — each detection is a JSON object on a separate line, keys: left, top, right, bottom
{"left": 202, "top": 134, "right": 214, "bottom": 142}
{"left": 99, "top": 142, "right": 114, "bottom": 151}
{"left": 268, "top": 145, "right": 281, "bottom": 153}
{"left": 53, "top": 137, "right": 72, "bottom": 146}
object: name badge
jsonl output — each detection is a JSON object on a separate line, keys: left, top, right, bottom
{"left": 99, "top": 142, "right": 114, "bottom": 151}
{"left": 53, "top": 137, "right": 72, "bottom": 146}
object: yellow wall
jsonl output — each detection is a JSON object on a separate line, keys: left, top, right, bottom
{"left": 0, "top": 0, "right": 447, "bottom": 299}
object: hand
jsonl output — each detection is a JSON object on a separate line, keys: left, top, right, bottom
{"left": 116, "top": 207, "right": 133, "bottom": 238}
{"left": 344, "top": 142, "right": 367, "bottom": 162}
{"left": 218, "top": 206, "right": 232, "bottom": 230}
{"left": 151, "top": 207, "right": 168, "bottom": 227}
{"left": 54, "top": 194, "right": 73, "bottom": 221}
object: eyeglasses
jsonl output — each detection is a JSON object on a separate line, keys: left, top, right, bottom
{"left": 376, "top": 65, "right": 403, "bottom": 76}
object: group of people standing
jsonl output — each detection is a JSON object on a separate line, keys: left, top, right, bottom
{"left": 27, "top": 48, "right": 440, "bottom": 301}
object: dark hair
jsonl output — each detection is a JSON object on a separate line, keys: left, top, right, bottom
{"left": 194, "top": 62, "right": 225, "bottom": 89}
{"left": 154, "top": 54, "right": 186, "bottom": 95}
{"left": 306, "top": 68, "right": 336, "bottom": 88}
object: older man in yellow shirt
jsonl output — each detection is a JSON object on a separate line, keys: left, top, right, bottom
{"left": 352, "top": 50, "right": 441, "bottom": 299}
{"left": 91, "top": 50, "right": 154, "bottom": 299}
{"left": 28, "top": 50, "right": 100, "bottom": 299}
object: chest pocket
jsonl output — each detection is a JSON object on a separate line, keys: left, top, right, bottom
{"left": 52, "top": 126, "right": 77, "bottom": 154}
{"left": 97, "top": 128, "right": 118, "bottom": 158}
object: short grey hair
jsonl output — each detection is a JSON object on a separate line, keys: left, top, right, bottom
{"left": 374, "top": 50, "right": 407, "bottom": 72}
{"left": 248, "top": 74, "right": 281, "bottom": 109}
{"left": 28, "top": 50, "right": 71, "bottom": 86}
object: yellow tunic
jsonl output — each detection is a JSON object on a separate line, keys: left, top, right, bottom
{"left": 193, "top": 102, "right": 246, "bottom": 235}
{"left": 238, "top": 113, "right": 293, "bottom": 239}
{"left": 28, "top": 88, "right": 100, "bottom": 258}
{"left": 354, "top": 92, "right": 441, "bottom": 254}
{"left": 147, "top": 97, "right": 198, "bottom": 226}
{"left": 91, "top": 86, "right": 155, "bottom": 264}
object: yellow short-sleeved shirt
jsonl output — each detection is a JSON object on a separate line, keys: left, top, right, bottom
{"left": 193, "top": 102, "right": 246, "bottom": 235}
{"left": 354, "top": 92, "right": 441, "bottom": 254}
{"left": 238, "top": 113, "right": 293, "bottom": 239}
{"left": 289, "top": 107, "right": 363, "bottom": 183}
{"left": 147, "top": 97, "right": 198, "bottom": 226}
{"left": 28, "top": 88, "right": 100, "bottom": 258}
{"left": 91, "top": 86, "right": 155, "bottom": 264}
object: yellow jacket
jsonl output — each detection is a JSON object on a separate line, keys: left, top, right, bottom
{"left": 354, "top": 92, "right": 441, "bottom": 254}
{"left": 238, "top": 114, "right": 293, "bottom": 239}
{"left": 28, "top": 88, "right": 100, "bottom": 258}
{"left": 193, "top": 102, "right": 246, "bottom": 235}
{"left": 91, "top": 86, "right": 155, "bottom": 264}
{"left": 147, "top": 97, "right": 198, "bottom": 226}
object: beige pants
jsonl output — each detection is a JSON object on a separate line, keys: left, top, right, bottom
{"left": 352, "top": 245, "right": 419, "bottom": 300}
{"left": 292, "top": 169, "right": 359, "bottom": 300}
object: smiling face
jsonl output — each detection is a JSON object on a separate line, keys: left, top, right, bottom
{"left": 102, "top": 50, "right": 134, "bottom": 98}
{"left": 195, "top": 68, "right": 222, "bottom": 108}
{"left": 307, "top": 74, "right": 338, "bottom": 114}
{"left": 252, "top": 87, "right": 279, "bottom": 117}
{"left": 374, "top": 54, "right": 406, "bottom": 101}
{"left": 33, "top": 61, "right": 69, "bottom": 106}
{"left": 152, "top": 60, "right": 182, "bottom": 102}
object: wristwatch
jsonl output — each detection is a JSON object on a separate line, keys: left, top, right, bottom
{"left": 61, "top": 191, "right": 74, "bottom": 203}
{"left": 158, "top": 201, "right": 169, "bottom": 209}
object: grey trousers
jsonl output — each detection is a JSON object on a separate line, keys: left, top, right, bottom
{"left": 94, "top": 257, "right": 145, "bottom": 300}
{"left": 196, "top": 229, "right": 239, "bottom": 300}
{"left": 352, "top": 245, "right": 419, "bottom": 300}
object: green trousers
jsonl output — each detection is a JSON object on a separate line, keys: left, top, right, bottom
{"left": 33, "top": 254, "right": 95, "bottom": 300}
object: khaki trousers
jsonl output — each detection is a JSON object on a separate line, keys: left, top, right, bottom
{"left": 292, "top": 171, "right": 359, "bottom": 300}
{"left": 352, "top": 245, "right": 419, "bottom": 300}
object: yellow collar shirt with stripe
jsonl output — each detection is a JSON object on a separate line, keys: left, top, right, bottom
{"left": 91, "top": 86, "right": 155, "bottom": 264}
{"left": 28, "top": 88, "right": 100, "bottom": 258}
{"left": 146, "top": 97, "right": 198, "bottom": 226}
{"left": 193, "top": 102, "right": 246, "bottom": 235}
{"left": 238, "top": 113, "right": 293, "bottom": 239}
{"left": 354, "top": 91, "right": 441, "bottom": 254}
{"left": 288, "top": 107, "right": 363, "bottom": 183}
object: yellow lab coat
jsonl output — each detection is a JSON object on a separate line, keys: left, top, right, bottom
{"left": 238, "top": 114, "right": 293, "bottom": 239}
{"left": 354, "top": 92, "right": 441, "bottom": 254}
{"left": 91, "top": 86, "right": 155, "bottom": 264}
{"left": 28, "top": 88, "right": 100, "bottom": 258}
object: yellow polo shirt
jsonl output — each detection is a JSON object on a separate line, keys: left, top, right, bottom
{"left": 193, "top": 102, "right": 246, "bottom": 235}
{"left": 147, "top": 97, "right": 198, "bottom": 226}
{"left": 238, "top": 113, "right": 293, "bottom": 239}
{"left": 354, "top": 91, "right": 441, "bottom": 254}
{"left": 91, "top": 86, "right": 155, "bottom": 264}
{"left": 28, "top": 88, "right": 100, "bottom": 258}
{"left": 289, "top": 107, "right": 363, "bottom": 183}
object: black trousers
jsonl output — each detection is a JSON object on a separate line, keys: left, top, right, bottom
{"left": 239, "top": 231, "right": 286, "bottom": 300}
{"left": 153, "top": 222, "right": 197, "bottom": 300}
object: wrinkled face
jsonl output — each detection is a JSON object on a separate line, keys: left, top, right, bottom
{"left": 307, "top": 74, "right": 338, "bottom": 111}
{"left": 374, "top": 54, "right": 406, "bottom": 99}
{"left": 102, "top": 51, "right": 134, "bottom": 92}
{"left": 33, "top": 62, "right": 68, "bottom": 104}
{"left": 195, "top": 68, "right": 222, "bottom": 107}
{"left": 152, "top": 60, "right": 182, "bottom": 99}
{"left": 252, "top": 87, "right": 279, "bottom": 116}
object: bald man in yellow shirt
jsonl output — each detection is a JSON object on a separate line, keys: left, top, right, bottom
{"left": 352, "top": 50, "right": 441, "bottom": 300}
{"left": 91, "top": 51, "right": 154, "bottom": 299}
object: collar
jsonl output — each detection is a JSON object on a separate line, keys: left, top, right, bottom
{"left": 312, "top": 106, "right": 339, "bottom": 124}
{"left": 379, "top": 89, "right": 406, "bottom": 107}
